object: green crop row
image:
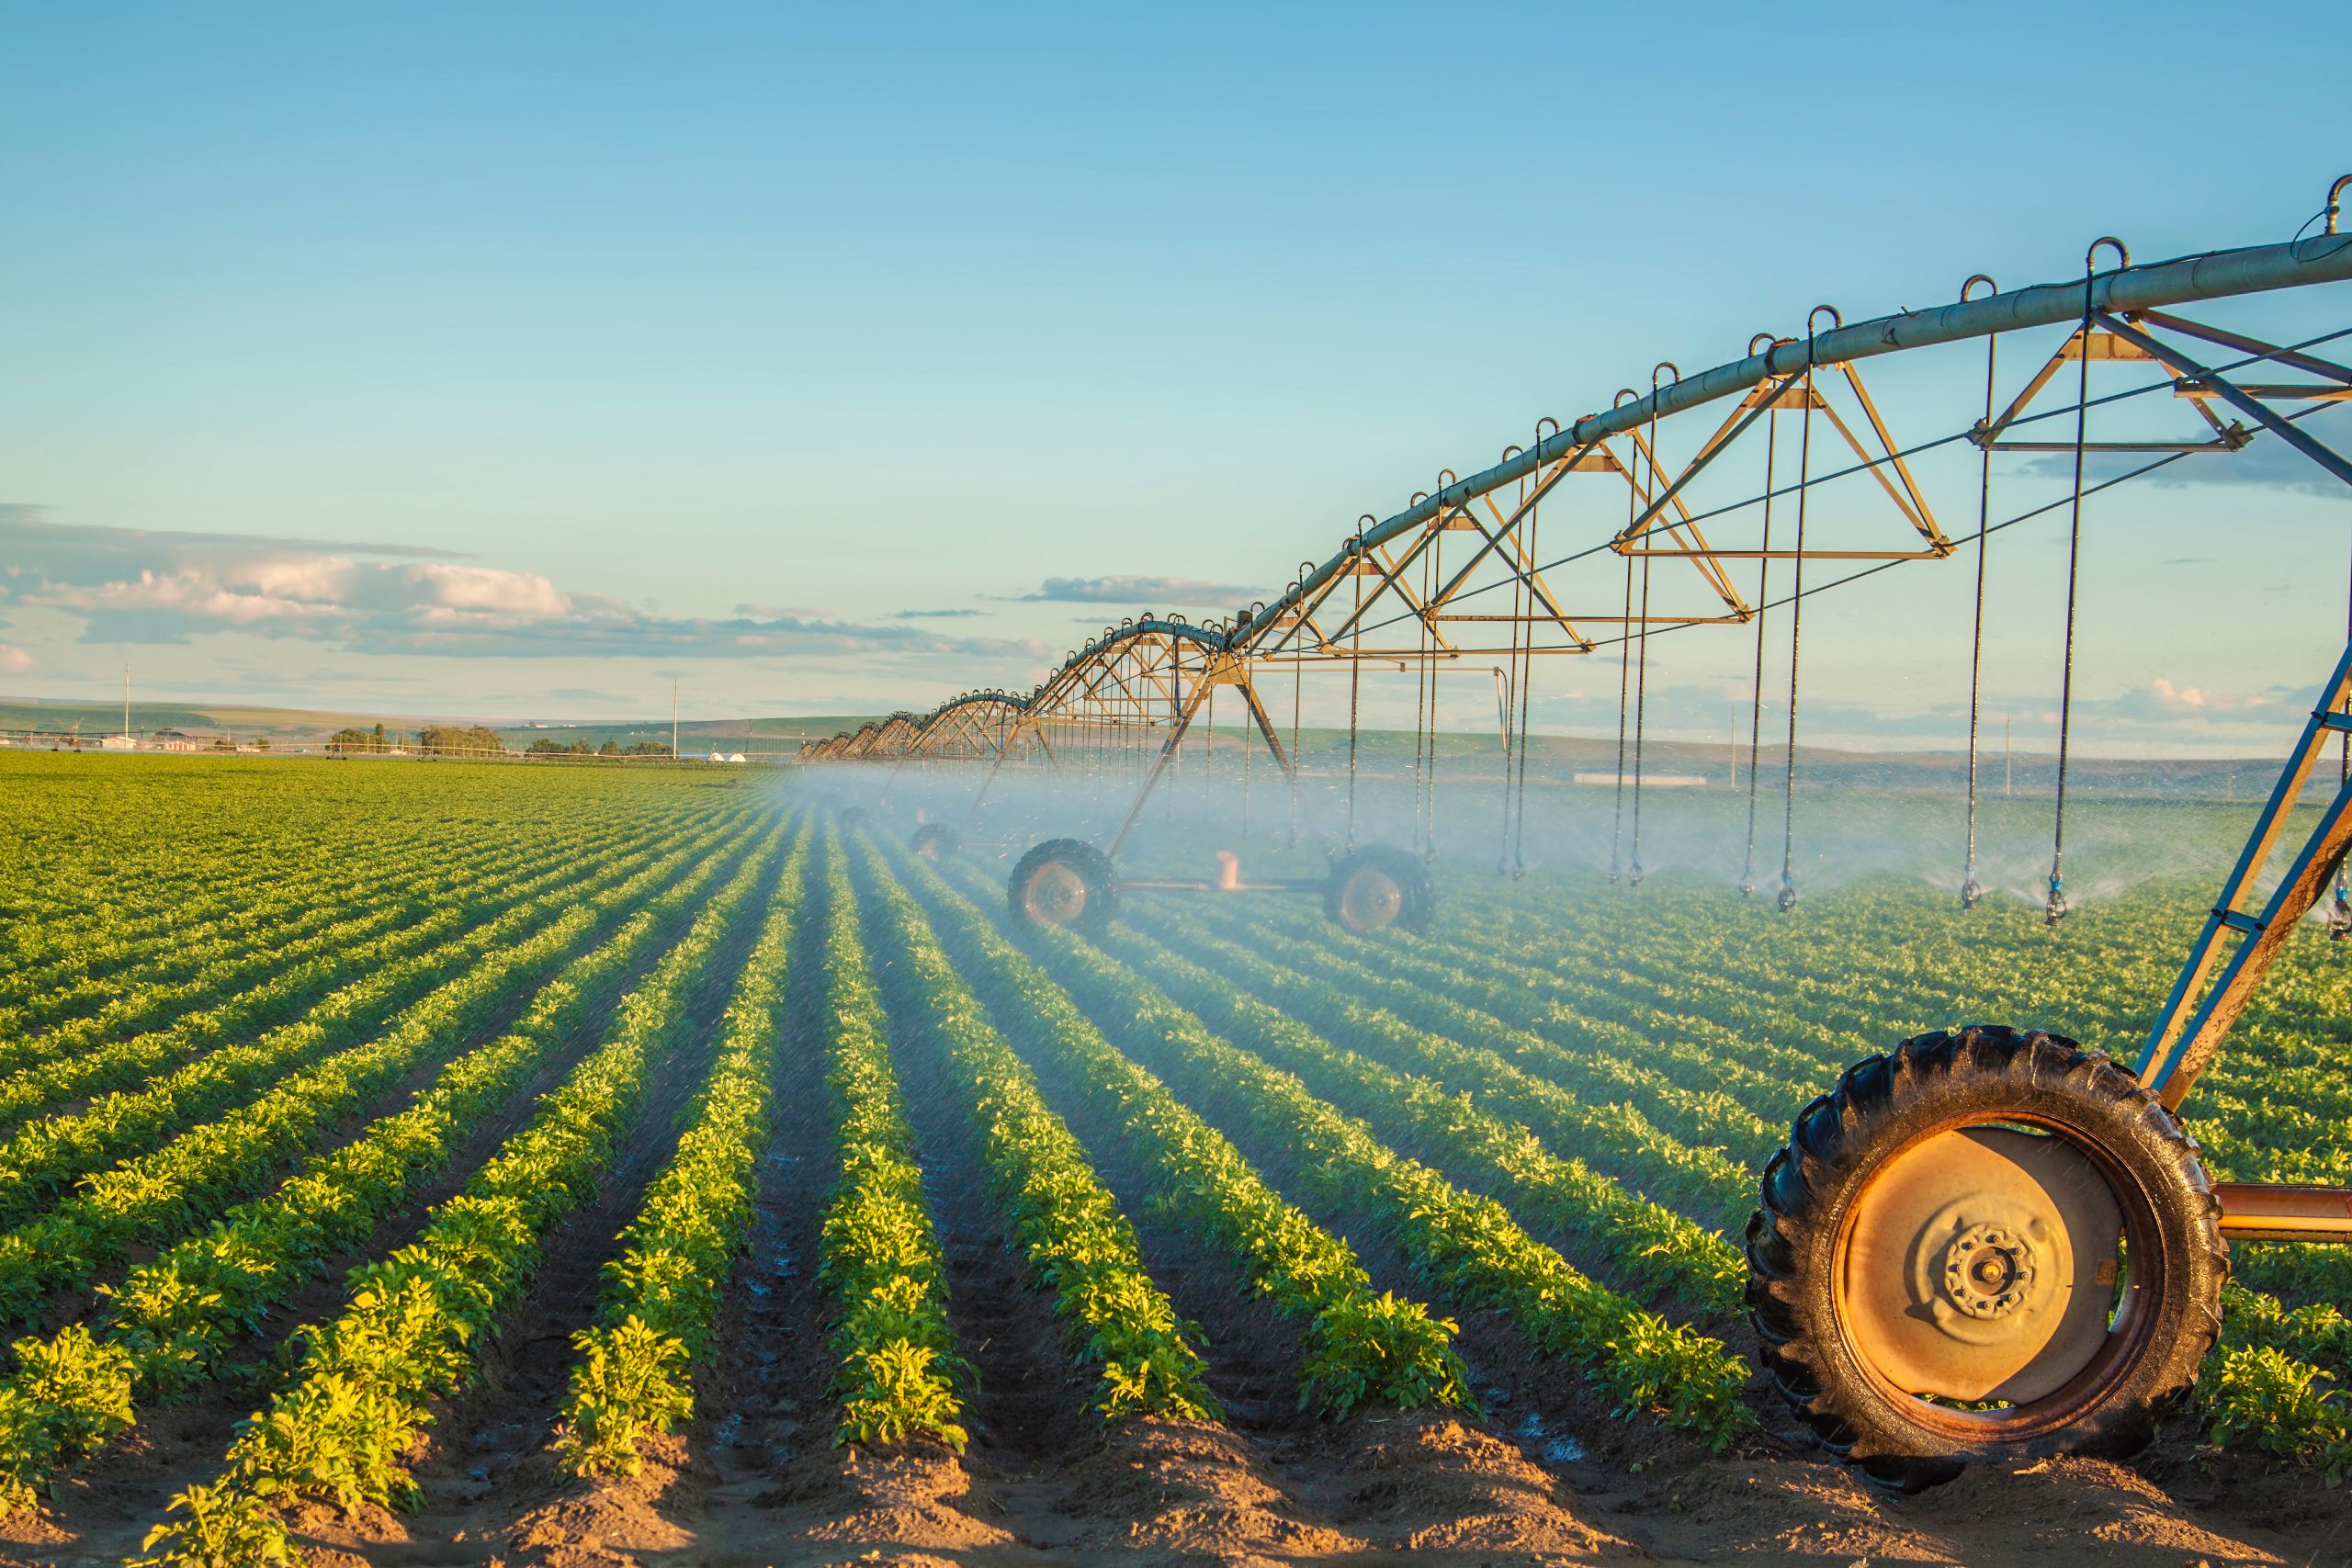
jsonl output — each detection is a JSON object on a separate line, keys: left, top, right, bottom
{"left": 0, "top": 803, "right": 655, "bottom": 1055}
{"left": 130, "top": 823, "right": 783, "bottom": 1566}
{"left": 0, "top": 819, "right": 760, "bottom": 1508}
{"left": 1102, "top": 921, "right": 1747, "bottom": 1324}
{"left": 0, "top": 815, "right": 752, "bottom": 1327}
{"left": 0, "top": 837, "right": 660, "bottom": 1234}
{"left": 814, "top": 838, "right": 968, "bottom": 1452}
{"left": 558, "top": 830, "right": 813, "bottom": 1475}
{"left": 856, "top": 839, "right": 1219, "bottom": 1425}
{"left": 1010, "top": 905, "right": 1752, "bottom": 1448}
{"left": 898, "top": 849, "right": 1472, "bottom": 1419}
{"left": 0, "top": 818, "right": 650, "bottom": 1139}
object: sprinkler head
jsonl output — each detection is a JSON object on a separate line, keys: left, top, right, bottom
{"left": 1776, "top": 878, "right": 1798, "bottom": 913}
{"left": 1961, "top": 871, "right": 1984, "bottom": 910}
{"left": 2045, "top": 874, "right": 2069, "bottom": 927}
{"left": 1736, "top": 861, "right": 1758, "bottom": 897}
{"left": 1629, "top": 859, "right": 1645, "bottom": 889}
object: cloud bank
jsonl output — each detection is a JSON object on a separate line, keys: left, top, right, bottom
{"left": 0, "top": 512, "right": 1046, "bottom": 664}
{"left": 1018, "top": 573, "right": 1252, "bottom": 605}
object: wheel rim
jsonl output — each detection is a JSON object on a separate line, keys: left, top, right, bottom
{"left": 1023, "top": 861, "right": 1089, "bottom": 925}
{"left": 1338, "top": 867, "right": 1405, "bottom": 931}
{"left": 1835, "top": 1120, "right": 2154, "bottom": 1436}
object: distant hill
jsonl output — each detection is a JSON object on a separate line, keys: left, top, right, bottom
{"left": 0, "top": 696, "right": 884, "bottom": 755}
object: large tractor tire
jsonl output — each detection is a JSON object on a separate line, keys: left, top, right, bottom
{"left": 910, "top": 822, "right": 961, "bottom": 863}
{"left": 1746, "top": 1026, "right": 2224, "bottom": 1492}
{"left": 1323, "top": 845, "right": 1434, "bottom": 933}
{"left": 1008, "top": 839, "right": 1118, "bottom": 934}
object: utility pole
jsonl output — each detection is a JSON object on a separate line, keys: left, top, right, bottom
{"left": 122, "top": 662, "right": 130, "bottom": 743}
{"left": 671, "top": 679, "right": 679, "bottom": 761}
{"left": 2004, "top": 713, "right": 2013, "bottom": 796}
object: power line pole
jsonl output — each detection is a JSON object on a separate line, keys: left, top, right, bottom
{"left": 2004, "top": 712, "right": 2013, "bottom": 796}
{"left": 671, "top": 679, "right": 679, "bottom": 761}
{"left": 122, "top": 661, "right": 130, "bottom": 743}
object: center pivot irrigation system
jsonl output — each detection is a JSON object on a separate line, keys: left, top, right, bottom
{"left": 802, "top": 177, "right": 2352, "bottom": 1486}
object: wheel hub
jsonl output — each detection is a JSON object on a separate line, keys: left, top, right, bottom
{"left": 1838, "top": 1125, "right": 2125, "bottom": 1404}
{"left": 1941, "top": 1223, "right": 2038, "bottom": 1320}
{"left": 1339, "top": 869, "right": 1402, "bottom": 931}
{"left": 1023, "top": 863, "right": 1088, "bottom": 925}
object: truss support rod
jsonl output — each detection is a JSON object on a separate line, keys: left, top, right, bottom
{"left": 2139, "top": 638, "right": 2352, "bottom": 1107}
{"left": 2095, "top": 313, "right": 2352, "bottom": 489}
{"left": 1235, "top": 677, "right": 1297, "bottom": 784}
{"left": 1107, "top": 676, "right": 1215, "bottom": 859}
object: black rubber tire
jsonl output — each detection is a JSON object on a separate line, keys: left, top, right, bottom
{"left": 1007, "top": 838, "right": 1118, "bottom": 934}
{"left": 1323, "top": 844, "right": 1435, "bottom": 932}
{"left": 910, "top": 822, "right": 961, "bottom": 862}
{"left": 838, "top": 806, "right": 870, "bottom": 830}
{"left": 1746, "top": 1026, "right": 2225, "bottom": 1493}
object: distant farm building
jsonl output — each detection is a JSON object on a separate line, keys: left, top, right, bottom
{"left": 150, "top": 729, "right": 201, "bottom": 752}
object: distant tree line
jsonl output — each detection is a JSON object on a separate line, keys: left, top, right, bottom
{"left": 526, "top": 737, "right": 673, "bottom": 757}
{"left": 326, "top": 721, "right": 511, "bottom": 757}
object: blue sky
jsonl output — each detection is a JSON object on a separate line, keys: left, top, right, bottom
{"left": 3, "top": 1, "right": 2348, "bottom": 750}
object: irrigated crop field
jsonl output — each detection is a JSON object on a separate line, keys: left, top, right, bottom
{"left": 0, "top": 753, "right": 2346, "bottom": 1566}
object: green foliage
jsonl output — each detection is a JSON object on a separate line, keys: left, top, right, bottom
{"left": 557, "top": 833, "right": 810, "bottom": 1476}
{"left": 896, "top": 849, "right": 1473, "bottom": 1419}
{"left": 813, "top": 839, "right": 967, "bottom": 1453}
{"left": 854, "top": 839, "right": 1220, "bottom": 1424}
{"left": 1031, "top": 910, "right": 1752, "bottom": 1448}
{"left": 2200, "top": 1346, "right": 2352, "bottom": 1481}
{"left": 131, "top": 826, "right": 787, "bottom": 1563}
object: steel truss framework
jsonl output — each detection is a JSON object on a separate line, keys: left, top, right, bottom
{"left": 807, "top": 197, "right": 2352, "bottom": 826}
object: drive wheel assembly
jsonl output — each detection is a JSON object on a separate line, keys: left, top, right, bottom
{"left": 1746, "top": 1025, "right": 2224, "bottom": 1492}
{"left": 1323, "top": 845, "right": 1434, "bottom": 933}
{"left": 1008, "top": 839, "right": 1118, "bottom": 934}
{"left": 910, "top": 822, "right": 961, "bottom": 863}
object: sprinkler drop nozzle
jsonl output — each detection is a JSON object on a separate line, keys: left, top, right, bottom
{"left": 2045, "top": 873, "right": 2069, "bottom": 927}
{"left": 1961, "top": 869, "right": 1984, "bottom": 910}
{"left": 1777, "top": 877, "right": 1798, "bottom": 913}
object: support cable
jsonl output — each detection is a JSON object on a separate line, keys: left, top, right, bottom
{"left": 1611, "top": 545, "right": 1634, "bottom": 883}
{"left": 1508, "top": 424, "right": 1551, "bottom": 878}
{"left": 1290, "top": 644, "right": 1303, "bottom": 848}
{"left": 1631, "top": 552, "right": 1652, "bottom": 886}
{"left": 1738, "top": 405, "right": 1778, "bottom": 897}
{"left": 1631, "top": 378, "right": 1671, "bottom": 888}
{"left": 1347, "top": 534, "right": 1364, "bottom": 852}
{"left": 1962, "top": 290, "right": 1999, "bottom": 910}
{"left": 1780, "top": 345, "right": 1822, "bottom": 914}
{"left": 2049, "top": 248, "right": 2119, "bottom": 928}
{"left": 1499, "top": 454, "right": 1529, "bottom": 874}
{"left": 1422, "top": 514, "right": 1442, "bottom": 862}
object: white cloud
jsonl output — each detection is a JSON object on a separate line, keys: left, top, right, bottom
{"left": 0, "top": 644, "right": 31, "bottom": 674}
{"left": 1, "top": 513, "right": 1046, "bottom": 665}
{"left": 403, "top": 563, "right": 571, "bottom": 617}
